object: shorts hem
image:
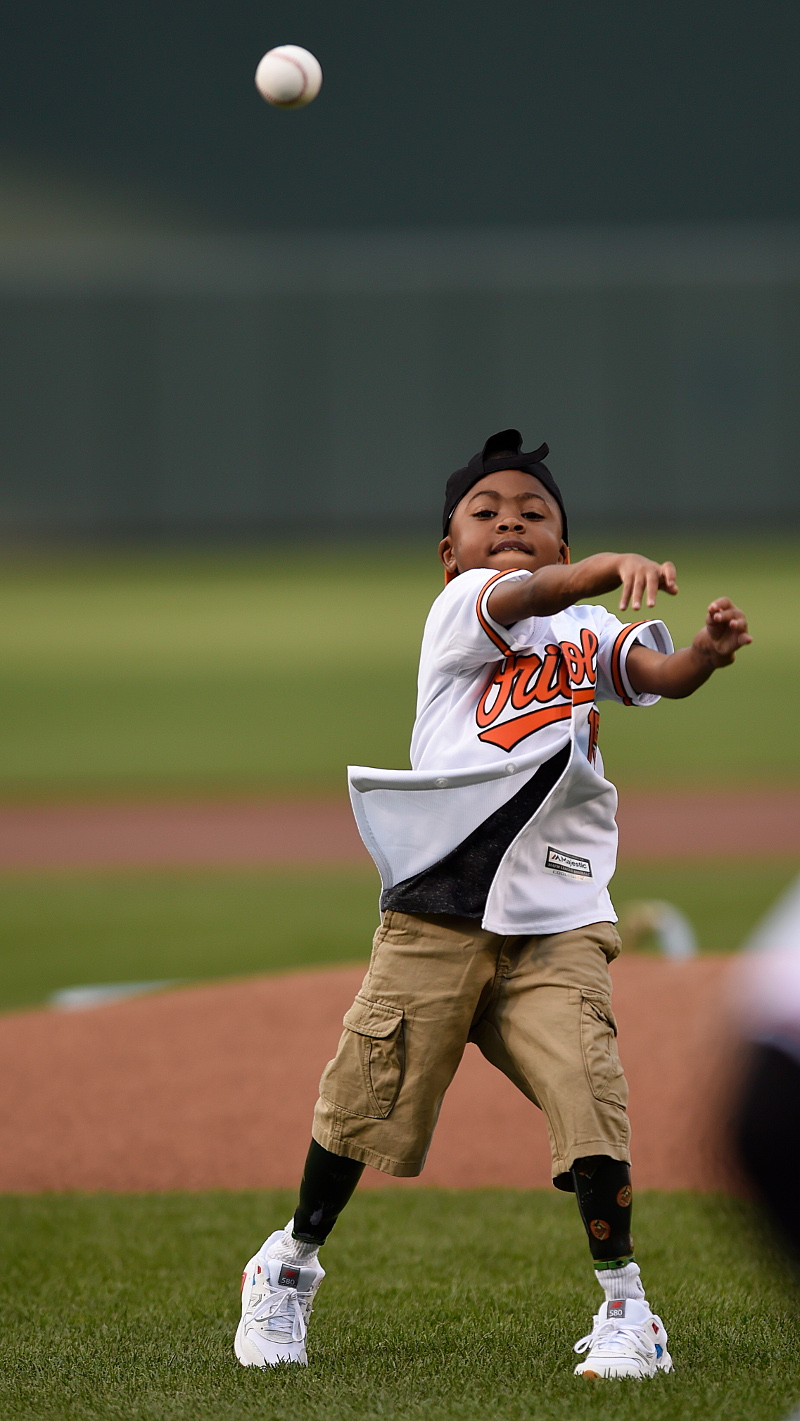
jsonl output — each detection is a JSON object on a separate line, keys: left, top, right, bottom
{"left": 312, "top": 1123, "right": 424, "bottom": 1179}
{"left": 552, "top": 1139, "right": 631, "bottom": 1178}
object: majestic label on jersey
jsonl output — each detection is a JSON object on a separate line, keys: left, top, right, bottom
{"left": 475, "top": 628, "right": 599, "bottom": 753}
{"left": 544, "top": 846, "right": 593, "bottom": 880}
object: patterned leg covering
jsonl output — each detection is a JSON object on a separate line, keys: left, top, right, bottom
{"left": 571, "top": 1154, "right": 635, "bottom": 1265}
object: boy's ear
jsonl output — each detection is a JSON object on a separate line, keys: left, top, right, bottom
{"left": 439, "top": 536, "right": 458, "bottom": 580}
{"left": 560, "top": 542, "right": 570, "bottom": 565}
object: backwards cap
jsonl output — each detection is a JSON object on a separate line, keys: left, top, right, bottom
{"left": 442, "top": 428, "right": 569, "bottom": 544}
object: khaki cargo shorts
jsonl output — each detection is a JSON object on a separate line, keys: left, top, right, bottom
{"left": 312, "top": 910, "right": 629, "bottom": 1181}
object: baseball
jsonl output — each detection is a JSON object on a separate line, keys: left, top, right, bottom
{"left": 255, "top": 45, "right": 323, "bottom": 109}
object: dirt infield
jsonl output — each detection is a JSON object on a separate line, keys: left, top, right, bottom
{"left": 0, "top": 787, "right": 796, "bottom": 869}
{"left": 0, "top": 790, "right": 781, "bottom": 1195}
{"left": 0, "top": 955, "right": 741, "bottom": 1193}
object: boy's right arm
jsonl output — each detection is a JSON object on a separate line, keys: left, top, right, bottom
{"left": 487, "top": 553, "right": 678, "bottom": 627}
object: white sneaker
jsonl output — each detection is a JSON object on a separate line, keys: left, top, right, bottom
{"left": 234, "top": 1230, "right": 325, "bottom": 1367}
{"left": 573, "top": 1298, "right": 673, "bottom": 1379}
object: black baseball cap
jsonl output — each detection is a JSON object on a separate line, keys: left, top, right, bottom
{"left": 442, "top": 429, "right": 569, "bottom": 544}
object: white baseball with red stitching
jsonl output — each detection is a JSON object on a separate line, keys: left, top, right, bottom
{"left": 255, "top": 46, "right": 323, "bottom": 108}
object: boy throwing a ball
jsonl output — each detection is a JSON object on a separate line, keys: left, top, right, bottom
{"left": 235, "top": 429, "right": 751, "bottom": 1378}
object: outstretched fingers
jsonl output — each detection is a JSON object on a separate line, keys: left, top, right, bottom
{"left": 659, "top": 561, "right": 678, "bottom": 596}
{"left": 620, "top": 559, "right": 678, "bottom": 612}
{"left": 706, "top": 598, "right": 753, "bottom": 657}
{"left": 619, "top": 568, "right": 634, "bottom": 611}
{"left": 622, "top": 567, "right": 656, "bottom": 611}
{"left": 708, "top": 598, "right": 752, "bottom": 637}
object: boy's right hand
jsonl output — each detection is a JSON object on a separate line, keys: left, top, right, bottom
{"left": 617, "top": 555, "right": 678, "bottom": 612}
{"left": 488, "top": 551, "right": 679, "bottom": 626}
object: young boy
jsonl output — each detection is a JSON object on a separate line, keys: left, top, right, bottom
{"left": 235, "top": 429, "right": 751, "bottom": 1379}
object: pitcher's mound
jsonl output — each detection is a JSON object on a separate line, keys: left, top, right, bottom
{"left": 0, "top": 957, "right": 739, "bottom": 1193}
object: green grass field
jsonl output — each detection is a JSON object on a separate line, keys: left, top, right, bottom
{"left": 0, "top": 539, "right": 795, "bottom": 796}
{"left": 0, "top": 1189, "right": 797, "bottom": 1421}
{"left": 0, "top": 859, "right": 795, "bottom": 1012}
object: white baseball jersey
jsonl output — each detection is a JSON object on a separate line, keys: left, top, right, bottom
{"left": 348, "top": 566, "right": 673, "bottom": 935}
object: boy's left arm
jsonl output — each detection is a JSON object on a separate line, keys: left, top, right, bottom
{"left": 626, "top": 597, "right": 752, "bottom": 699}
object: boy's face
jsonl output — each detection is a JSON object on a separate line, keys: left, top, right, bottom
{"left": 439, "top": 468, "right": 568, "bottom": 579}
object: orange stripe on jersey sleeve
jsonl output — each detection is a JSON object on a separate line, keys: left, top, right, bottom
{"left": 610, "top": 620, "right": 648, "bottom": 706}
{"left": 475, "top": 571, "right": 520, "bottom": 656}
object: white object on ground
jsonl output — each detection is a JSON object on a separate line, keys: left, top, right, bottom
{"left": 255, "top": 46, "right": 323, "bottom": 108}
{"left": 50, "top": 981, "right": 178, "bottom": 1011}
{"left": 620, "top": 900, "right": 697, "bottom": 961}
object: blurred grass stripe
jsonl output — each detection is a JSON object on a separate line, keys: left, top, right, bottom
{"left": 0, "top": 540, "right": 793, "bottom": 795}
{"left": 0, "top": 861, "right": 793, "bottom": 1013}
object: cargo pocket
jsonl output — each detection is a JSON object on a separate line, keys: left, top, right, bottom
{"left": 320, "top": 995, "right": 405, "bottom": 1120}
{"left": 580, "top": 991, "right": 628, "bottom": 1108}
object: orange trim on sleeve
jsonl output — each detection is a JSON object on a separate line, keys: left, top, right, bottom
{"left": 475, "top": 570, "right": 520, "bottom": 656}
{"left": 610, "top": 620, "right": 648, "bottom": 706}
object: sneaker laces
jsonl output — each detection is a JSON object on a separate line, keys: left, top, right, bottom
{"left": 251, "top": 1286, "right": 310, "bottom": 1345}
{"left": 574, "top": 1315, "right": 656, "bottom": 1360}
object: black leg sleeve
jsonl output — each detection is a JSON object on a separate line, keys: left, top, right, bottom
{"left": 292, "top": 1139, "right": 365, "bottom": 1245}
{"left": 572, "top": 1155, "right": 635, "bottom": 1265}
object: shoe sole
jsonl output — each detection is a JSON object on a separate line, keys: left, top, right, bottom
{"left": 577, "top": 1368, "right": 646, "bottom": 1381}
{"left": 576, "top": 1354, "right": 674, "bottom": 1381}
{"left": 234, "top": 1318, "right": 308, "bottom": 1368}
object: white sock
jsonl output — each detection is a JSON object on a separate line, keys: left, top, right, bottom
{"left": 264, "top": 1218, "right": 319, "bottom": 1265}
{"left": 595, "top": 1260, "right": 646, "bottom": 1303}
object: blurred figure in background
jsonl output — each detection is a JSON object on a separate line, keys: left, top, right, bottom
{"left": 733, "top": 876, "right": 800, "bottom": 1419}
{"left": 735, "top": 876, "right": 800, "bottom": 1258}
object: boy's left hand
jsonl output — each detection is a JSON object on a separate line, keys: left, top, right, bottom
{"left": 693, "top": 597, "right": 752, "bottom": 667}
{"left": 627, "top": 595, "right": 751, "bottom": 698}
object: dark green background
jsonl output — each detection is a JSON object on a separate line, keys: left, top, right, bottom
{"left": 2, "top": 3, "right": 799, "bottom": 537}
{"left": 3, "top": 1, "right": 800, "bottom": 230}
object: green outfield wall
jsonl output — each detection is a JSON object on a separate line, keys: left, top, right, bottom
{"left": 4, "top": 1, "right": 800, "bottom": 233}
{"left": 3, "top": 223, "right": 799, "bottom": 539}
